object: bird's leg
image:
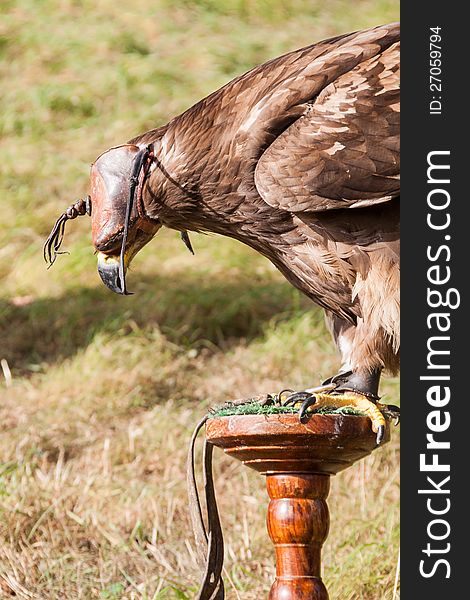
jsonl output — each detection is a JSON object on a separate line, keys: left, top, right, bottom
{"left": 282, "top": 368, "right": 400, "bottom": 445}
{"left": 327, "top": 368, "right": 400, "bottom": 423}
{"left": 324, "top": 368, "right": 381, "bottom": 398}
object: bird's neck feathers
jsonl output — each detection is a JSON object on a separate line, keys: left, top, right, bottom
{"left": 133, "top": 124, "right": 219, "bottom": 230}
{"left": 133, "top": 122, "right": 287, "bottom": 249}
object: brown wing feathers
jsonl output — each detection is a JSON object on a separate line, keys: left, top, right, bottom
{"left": 254, "top": 27, "right": 399, "bottom": 212}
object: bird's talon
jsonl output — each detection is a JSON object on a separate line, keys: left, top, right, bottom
{"left": 376, "top": 425, "right": 385, "bottom": 445}
{"left": 296, "top": 389, "right": 389, "bottom": 441}
{"left": 298, "top": 394, "right": 318, "bottom": 421}
{"left": 379, "top": 403, "right": 400, "bottom": 425}
{"left": 280, "top": 390, "right": 313, "bottom": 407}
{"left": 279, "top": 384, "right": 397, "bottom": 442}
{"left": 277, "top": 389, "right": 295, "bottom": 404}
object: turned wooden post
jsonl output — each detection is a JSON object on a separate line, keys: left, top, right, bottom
{"left": 267, "top": 473, "right": 329, "bottom": 600}
{"left": 206, "top": 413, "right": 390, "bottom": 600}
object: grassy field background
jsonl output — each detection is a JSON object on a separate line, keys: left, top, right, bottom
{"left": 0, "top": 1, "right": 400, "bottom": 598}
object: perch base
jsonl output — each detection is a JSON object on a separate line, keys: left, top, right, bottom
{"left": 206, "top": 413, "right": 390, "bottom": 600}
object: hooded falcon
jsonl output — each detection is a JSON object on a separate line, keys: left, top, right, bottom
{"left": 45, "top": 23, "right": 400, "bottom": 442}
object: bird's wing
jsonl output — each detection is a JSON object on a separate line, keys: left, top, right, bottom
{"left": 253, "top": 30, "right": 399, "bottom": 212}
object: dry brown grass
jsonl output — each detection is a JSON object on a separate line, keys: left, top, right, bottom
{"left": 0, "top": 371, "right": 399, "bottom": 600}
{"left": 0, "top": 245, "right": 400, "bottom": 599}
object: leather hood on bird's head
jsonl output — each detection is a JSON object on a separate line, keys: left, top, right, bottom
{"left": 90, "top": 144, "right": 142, "bottom": 251}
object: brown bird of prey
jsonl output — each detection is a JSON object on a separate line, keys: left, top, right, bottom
{"left": 45, "top": 23, "right": 400, "bottom": 442}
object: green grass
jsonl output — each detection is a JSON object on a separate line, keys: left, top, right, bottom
{"left": 209, "top": 399, "right": 368, "bottom": 417}
{"left": 1, "top": 1, "right": 399, "bottom": 598}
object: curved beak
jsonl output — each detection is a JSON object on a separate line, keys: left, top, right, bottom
{"left": 97, "top": 252, "right": 129, "bottom": 295}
